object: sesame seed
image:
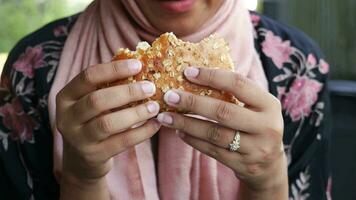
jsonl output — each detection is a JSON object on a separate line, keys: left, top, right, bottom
{"left": 153, "top": 72, "right": 161, "bottom": 79}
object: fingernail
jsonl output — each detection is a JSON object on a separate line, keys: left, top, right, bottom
{"left": 128, "top": 60, "right": 142, "bottom": 73}
{"left": 147, "top": 101, "right": 159, "bottom": 113}
{"left": 164, "top": 90, "right": 180, "bottom": 104}
{"left": 184, "top": 67, "right": 199, "bottom": 78}
{"left": 157, "top": 113, "right": 173, "bottom": 125}
{"left": 141, "top": 81, "right": 156, "bottom": 94}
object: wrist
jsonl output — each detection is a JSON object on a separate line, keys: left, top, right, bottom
{"left": 60, "top": 172, "right": 110, "bottom": 200}
{"left": 239, "top": 179, "right": 288, "bottom": 200}
{"left": 61, "top": 171, "right": 104, "bottom": 187}
{"left": 238, "top": 154, "right": 289, "bottom": 200}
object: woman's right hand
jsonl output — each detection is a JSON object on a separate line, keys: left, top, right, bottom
{"left": 56, "top": 59, "right": 161, "bottom": 184}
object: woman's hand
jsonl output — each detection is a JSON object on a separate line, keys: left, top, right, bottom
{"left": 157, "top": 67, "right": 288, "bottom": 199}
{"left": 56, "top": 59, "right": 161, "bottom": 199}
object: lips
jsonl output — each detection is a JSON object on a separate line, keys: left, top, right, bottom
{"left": 157, "top": 0, "right": 197, "bottom": 13}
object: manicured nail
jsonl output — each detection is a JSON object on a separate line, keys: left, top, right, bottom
{"left": 184, "top": 67, "right": 199, "bottom": 78}
{"left": 157, "top": 113, "right": 173, "bottom": 125}
{"left": 141, "top": 81, "right": 156, "bottom": 94}
{"left": 164, "top": 90, "right": 180, "bottom": 104}
{"left": 147, "top": 101, "right": 159, "bottom": 113}
{"left": 128, "top": 60, "right": 142, "bottom": 73}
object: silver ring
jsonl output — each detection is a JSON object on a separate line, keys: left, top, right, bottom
{"left": 229, "top": 131, "right": 241, "bottom": 152}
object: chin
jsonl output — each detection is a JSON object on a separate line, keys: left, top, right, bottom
{"left": 155, "top": 18, "right": 204, "bottom": 37}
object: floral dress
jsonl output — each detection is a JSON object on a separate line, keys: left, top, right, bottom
{"left": 0, "top": 13, "right": 332, "bottom": 200}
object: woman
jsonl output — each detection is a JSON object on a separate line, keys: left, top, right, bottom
{"left": 0, "top": 0, "right": 331, "bottom": 199}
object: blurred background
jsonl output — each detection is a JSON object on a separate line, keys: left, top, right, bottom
{"left": 0, "top": 0, "right": 355, "bottom": 200}
{"left": 0, "top": 0, "right": 92, "bottom": 71}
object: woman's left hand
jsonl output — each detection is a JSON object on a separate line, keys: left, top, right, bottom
{"left": 157, "top": 67, "right": 288, "bottom": 198}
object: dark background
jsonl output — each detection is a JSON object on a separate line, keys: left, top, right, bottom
{"left": 263, "top": 1, "right": 356, "bottom": 200}
{"left": 263, "top": 0, "right": 356, "bottom": 80}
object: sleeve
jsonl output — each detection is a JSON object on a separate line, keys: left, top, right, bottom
{"left": 253, "top": 14, "right": 332, "bottom": 199}
{"left": 279, "top": 36, "right": 332, "bottom": 200}
{"left": 0, "top": 44, "right": 34, "bottom": 199}
{"left": 0, "top": 24, "right": 64, "bottom": 200}
{"left": 286, "top": 77, "right": 332, "bottom": 200}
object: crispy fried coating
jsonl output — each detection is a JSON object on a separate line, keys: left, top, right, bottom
{"left": 111, "top": 32, "right": 238, "bottom": 112}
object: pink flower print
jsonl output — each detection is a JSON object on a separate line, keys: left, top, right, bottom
{"left": 54, "top": 25, "right": 68, "bottom": 37}
{"left": 0, "top": 98, "right": 37, "bottom": 142}
{"left": 319, "top": 59, "right": 330, "bottom": 74}
{"left": 251, "top": 13, "right": 261, "bottom": 26}
{"left": 281, "top": 76, "right": 323, "bottom": 121}
{"left": 13, "top": 46, "right": 45, "bottom": 78}
{"left": 262, "top": 31, "right": 293, "bottom": 69}
{"left": 307, "top": 54, "right": 317, "bottom": 66}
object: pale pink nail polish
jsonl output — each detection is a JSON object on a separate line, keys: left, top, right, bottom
{"left": 128, "top": 60, "right": 142, "bottom": 73}
{"left": 147, "top": 102, "right": 159, "bottom": 113}
{"left": 157, "top": 113, "right": 173, "bottom": 125}
{"left": 184, "top": 67, "right": 199, "bottom": 78}
{"left": 141, "top": 82, "right": 156, "bottom": 94}
{"left": 164, "top": 90, "right": 180, "bottom": 104}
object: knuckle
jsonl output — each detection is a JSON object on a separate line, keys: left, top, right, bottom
{"left": 185, "top": 94, "right": 197, "bottom": 110}
{"left": 111, "top": 61, "right": 121, "bottom": 74}
{"left": 81, "top": 148, "right": 100, "bottom": 166}
{"left": 207, "top": 69, "right": 218, "bottom": 83}
{"left": 215, "top": 102, "right": 232, "bottom": 122}
{"left": 264, "top": 125, "right": 283, "bottom": 142}
{"left": 179, "top": 116, "right": 190, "bottom": 131}
{"left": 206, "top": 125, "right": 222, "bottom": 143}
{"left": 258, "top": 147, "right": 275, "bottom": 163}
{"left": 87, "top": 92, "right": 103, "bottom": 111}
{"left": 133, "top": 106, "right": 144, "bottom": 120}
{"left": 71, "top": 104, "right": 81, "bottom": 119}
{"left": 232, "top": 74, "right": 248, "bottom": 89}
{"left": 127, "top": 83, "right": 139, "bottom": 97}
{"left": 56, "top": 90, "right": 65, "bottom": 104}
{"left": 246, "top": 164, "right": 262, "bottom": 177}
{"left": 119, "top": 134, "right": 134, "bottom": 149}
{"left": 81, "top": 68, "right": 95, "bottom": 85}
{"left": 97, "top": 116, "right": 114, "bottom": 134}
{"left": 56, "top": 114, "right": 77, "bottom": 140}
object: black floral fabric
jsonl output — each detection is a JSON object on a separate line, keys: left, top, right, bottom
{"left": 0, "top": 13, "right": 331, "bottom": 200}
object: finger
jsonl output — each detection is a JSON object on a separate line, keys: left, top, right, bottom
{"left": 71, "top": 81, "right": 156, "bottom": 123}
{"left": 158, "top": 112, "right": 253, "bottom": 154}
{"left": 99, "top": 119, "right": 161, "bottom": 159}
{"left": 60, "top": 59, "right": 142, "bottom": 101}
{"left": 177, "top": 131, "right": 245, "bottom": 170}
{"left": 184, "top": 67, "right": 273, "bottom": 110}
{"left": 82, "top": 101, "right": 160, "bottom": 141}
{"left": 163, "top": 90, "right": 260, "bottom": 133}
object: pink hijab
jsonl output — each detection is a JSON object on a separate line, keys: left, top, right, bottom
{"left": 48, "top": 0, "right": 268, "bottom": 199}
